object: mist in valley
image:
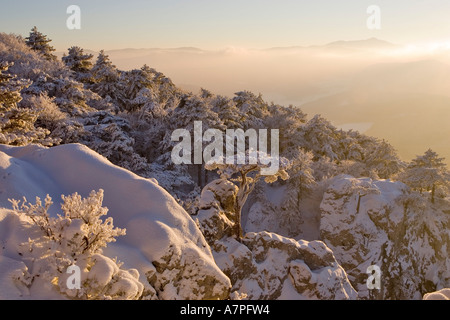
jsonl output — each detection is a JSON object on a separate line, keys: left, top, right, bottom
{"left": 101, "top": 38, "right": 450, "bottom": 165}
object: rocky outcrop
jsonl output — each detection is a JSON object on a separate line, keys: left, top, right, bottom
{"left": 195, "top": 179, "right": 357, "bottom": 300}
{"left": 320, "top": 175, "right": 450, "bottom": 300}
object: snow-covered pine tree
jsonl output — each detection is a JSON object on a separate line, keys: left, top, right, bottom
{"left": 19, "top": 92, "right": 66, "bottom": 132}
{"left": 264, "top": 103, "right": 307, "bottom": 158}
{"left": 62, "top": 46, "right": 94, "bottom": 84}
{"left": 233, "top": 91, "right": 270, "bottom": 129}
{"left": 300, "top": 114, "right": 342, "bottom": 161}
{"left": 82, "top": 111, "right": 148, "bottom": 173}
{"left": 338, "top": 130, "right": 365, "bottom": 162}
{"left": 210, "top": 94, "right": 243, "bottom": 129}
{"left": 118, "top": 65, "right": 155, "bottom": 112}
{"left": 277, "top": 148, "right": 315, "bottom": 237}
{"left": 399, "top": 149, "right": 450, "bottom": 203}
{"left": 0, "top": 62, "right": 24, "bottom": 108}
{"left": 0, "top": 61, "right": 51, "bottom": 146}
{"left": 25, "top": 26, "right": 57, "bottom": 61}
{"left": 90, "top": 50, "right": 120, "bottom": 101}
{"left": 161, "top": 94, "right": 225, "bottom": 187}
{"left": 205, "top": 151, "right": 290, "bottom": 241}
{"left": 148, "top": 66, "right": 178, "bottom": 104}
{"left": 353, "top": 179, "right": 381, "bottom": 214}
{"left": 364, "top": 139, "right": 405, "bottom": 179}
{"left": 284, "top": 148, "right": 315, "bottom": 210}
{"left": 310, "top": 156, "right": 338, "bottom": 181}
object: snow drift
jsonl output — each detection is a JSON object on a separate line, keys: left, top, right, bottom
{"left": 0, "top": 143, "right": 231, "bottom": 299}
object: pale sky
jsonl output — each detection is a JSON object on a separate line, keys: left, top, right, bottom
{"left": 1, "top": 0, "right": 450, "bottom": 51}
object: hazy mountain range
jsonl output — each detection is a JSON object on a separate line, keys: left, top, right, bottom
{"left": 58, "top": 38, "right": 450, "bottom": 164}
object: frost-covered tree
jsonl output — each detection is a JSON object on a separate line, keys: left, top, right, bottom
{"left": 284, "top": 148, "right": 315, "bottom": 210}
{"left": 82, "top": 111, "right": 148, "bottom": 173}
{"left": 335, "top": 159, "right": 366, "bottom": 178}
{"left": 118, "top": 65, "right": 155, "bottom": 112}
{"left": 205, "top": 151, "right": 290, "bottom": 241}
{"left": 9, "top": 189, "right": 143, "bottom": 300}
{"left": 62, "top": 46, "right": 94, "bottom": 83}
{"left": 25, "top": 26, "right": 56, "bottom": 61}
{"left": 19, "top": 92, "right": 65, "bottom": 132}
{"left": 365, "top": 139, "right": 405, "bottom": 179}
{"left": 275, "top": 148, "right": 315, "bottom": 237}
{"left": 353, "top": 179, "right": 381, "bottom": 214}
{"left": 0, "top": 62, "right": 52, "bottom": 146}
{"left": 265, "top": 104, "right": 307, "bottom": 158}
{"left": 90, "top": 50, "right": 120, "bottom": 100}
{"left": 162, "top": 94, "right": 225, "bottom": 187}
{"left": 0, "top": 62, "right": 25, "bottom": 108}
{"left": 396, "top": 188, "right": 427, "bottom": 214}
{"left": 338, "top": 130, "right": 365, "bottom": 162}
{"left": 311, "top": 156, "right": 338, "bottom": 181}
{"left": 233, "top": 91, "right": 270, "bottom": 129}
{"left": 10, "top": 190, "right": 144, "bottom": 300}
{"left": 210, "top": 94, "right": 243, "bottom": 129}
{"left": 148, "top": 66, "right": 178, "bottom": 104}
{"left": 300, "top": 114, "right": 342, "bottom": 161}
{"left": 399, "top": 149, "right": 450, "bottom": 203}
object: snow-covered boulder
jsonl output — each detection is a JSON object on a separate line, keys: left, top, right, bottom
{"left": 195, "top": 179, "right": 357, "bottom": 300}
{"left": 195, "top": 179, "right": 238, "bottom": 247}
{"left": 423, "top": 288, "right": 450, "bottom": 300}
{"left": 320, "top": 174, "right": 450, "bottom": 299}
{"left": 0, "top": 143, "right": 231, "bottom": 299}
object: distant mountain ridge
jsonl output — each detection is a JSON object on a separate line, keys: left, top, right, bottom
{"left": 55, "top": 38, "right": 400, "bottom": 57}
{"left": 324, "top": 37, "right": 398, "bottom": 49}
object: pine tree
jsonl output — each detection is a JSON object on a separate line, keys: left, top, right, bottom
{"left": 90, "top": 50, "right": 120, "bottom": 100}
{"left": 25, "top": 26, "right": 57, "bottom": 61}
{"left": 364, "top": 139, "right": 405, "bottom": 179}
{"left": 265, "top": 103, "right": 307, "bottom": 158}
{"left": 205, "top": 151, "right": 290, "bottom": 241}
{"left": 118, "top": 65, "right": 154, "bottom": 112}
{"left": 148, "top": 66, "right": 178, "bottom": 104}
{"left": 338, "top": 130, "right": 365, "bottom": 162}
{"left": 300, "top": 114, "right": 342, "bottom": 161}
{"left": 0, "top": 62, "right": 23, "bottom": 109}
{"left": 285, "top": 148, "right": 315, "bottom": 210}
{"left": 0, "top": 61, "right": 51, "bottom": 146}
{"left": 399, "top": 149, "right": 450, "bottom": 203}
{"left": 210, "top": 94, "right": 243, "bottom": 129}
{"left": 62, "top": 46, "right": 94, "bottom": 83}
{"left": 233, "top": 91, "right": 269, "bottom": 129}
{"left": 82, "top": 111, "right": 148, "bottom": 173}
{"left": 181, "top": 95, "right": 225, "bottom": 187}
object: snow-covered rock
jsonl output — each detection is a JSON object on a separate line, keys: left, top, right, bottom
{"left": 320, "top": 174, "right": 450, "bottom": 299}
{"left": 423, "top": 288, "right": 450, "bottom": 300}
{"left": 0, "top": 143, "right": 231, "bottom": 299}
{"left": 195, "top": 179, "right": 357, "bottom": 300}
{"left": 195, "top": 179, "right": 238, "bottom": 245}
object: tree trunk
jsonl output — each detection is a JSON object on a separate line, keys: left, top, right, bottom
{"left": 431, "top": 184, "right": 435, "bottom": 204}
{"left": 234, "top": 202, "right": 243, "bottom": 242}
{"left": 356, "top": 193, "right": 362, "bottom": 214}
{"left": 297, "top": 178, "right": 302, "bottom": 210}
{"left": 197, "top": 164, "right": 202, "bottom": 189}
{"left": 204, "top": 168, "right": 208, "bottom": 186}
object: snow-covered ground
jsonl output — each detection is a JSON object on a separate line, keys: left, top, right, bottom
{"left": 0, "top": 143, "right": 361, "bottom": 300}
{"left": 1, "top": 144, "right": 448, "bottom": 300}
{"left": 0, "top": 143, "right": 230, "bottom": 299}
